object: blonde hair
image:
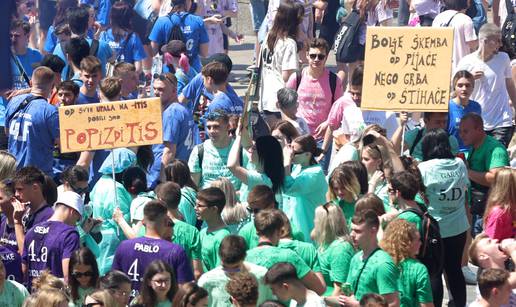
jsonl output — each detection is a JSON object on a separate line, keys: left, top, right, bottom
{"left": 483, "top": 168, "right": 516, "bottom": 225}
{"left": 311, "top": 203, "right": 350, "bottom": 247}
{"left": 87, "top": 289, "right": 118, "bottom": 307}
{"left": 328, "top": 165, "right": 361, "bottom": 202}
{"left": 211, "top": 178, "right": 249, "bottom": 226}
{"left": 0, "top": 151, "right": 16, "bottom": 181}
{"left": 380, "top": 219, "right": 418, "bottom": 265}
{"left": 32, "top": 289, "right": 69, "bottom": 307}
{"left": 469, "top": 233, "right": 489, "bottom": 267}
{"left": 277, "top": 209, "right": 294, "bottom": 238}
{"left": 32, "top": 271, "right": 69, "bottom": 297}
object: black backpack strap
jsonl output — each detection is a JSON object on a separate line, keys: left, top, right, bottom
{"left": 445, "top": 12, "right": 460, "bottom": 26}
{"left": 89, "top": 39, "right": 99, "bottom": 56}
{"left": 197, "top": 143, "right": 204, "bottom": 167}
{"left": 329, "top": 71, "right": 337, "bottom": 104}
{"left": 6, "top": 95, "right": 45, "bottom": 126}
{"left": 11, "top": 54, "right": 31, "bottom": 86}
{"left": 296, "top": 71, "right": 302, "bottom": 91}
{"left": 409, "top": 129, "right": 424, "bottom": 155}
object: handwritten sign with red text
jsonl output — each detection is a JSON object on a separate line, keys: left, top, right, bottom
{"left": 59, "top": 98, "right": 163, "bottom": 153}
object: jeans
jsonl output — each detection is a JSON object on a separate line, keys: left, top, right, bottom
{"left": 486, "top": 125, "right": 515, "bottom": 148}
{"left": 471, "top": 213, "right": 484, "bottom": 238}
{"left": 398, "top": 0, "right": 410, "bottom": 25}
{"left": 443, "top": 231, "right": 467, "bottom": 307}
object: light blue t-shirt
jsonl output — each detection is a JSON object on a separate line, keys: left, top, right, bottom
{"left": 239, "top": 168, "right": 273, "bottom": 203}
{"left": 148, "top": 12, "right": 209, "bottom": 72}
{"left": 188, "top": 139, "right": 242, "bottom": 190}
{"left": 11, "top": 48, "right": 42, "bottom": 90}
{"left": 418, "top": 157, "right": 470, "bottom": 238}
{"left": 54, "top": 37, "right": 113, "bottom": 78}
{"left": 99, "top": 29, "right": 147, "bottom": 64}
{"left": 148, "top": 102, "right": 199, "bottom": 188}
{"left": 6, "top": 94, "right": 59, "bottom": 176}
{"left": 447, "top": 99, "right": 482, "bottom": 151}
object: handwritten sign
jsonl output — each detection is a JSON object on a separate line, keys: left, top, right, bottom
{"left": 59, "top": 98, "right": 163, "bottom": 153}
{"left": 361, "top": 27, "right": 453, "bottom": 112}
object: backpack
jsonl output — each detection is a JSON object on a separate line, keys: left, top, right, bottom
{"left": 403, "top": 207, "right": 444, "bottom": 277}
{"left": 296, "top": 70, "right": 338, "bottom": 103}
{"left": 333, "top": 9, "right": 362, "bottom": 63}
{"left": 409, "top": 128, "right": 424, "bottom": 155}
{"left": 502, "top": 0, "right": 516, "bottom": 57}
{"left": 61, "top": 39, "right": 100, "bottom": 81}
{"left": 167, "top": 13, "right": 189, "bottom": 45}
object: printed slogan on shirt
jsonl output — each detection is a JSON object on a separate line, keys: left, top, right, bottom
{"left": 58, "top": 98, "right": 163, "bottom": 153}
{"left": 361, "top": 27, "right": 453, "bottom": 112}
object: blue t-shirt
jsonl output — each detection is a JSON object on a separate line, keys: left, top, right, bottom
{"left": 54, "top": 38, "right": 113, "bottom": 78}
{"left": 0, "top": 98, "right": 8, "bottom": 127}
{"left": 80, "top": 0, "right": 111, "bottom": 26}
{"left": 77, "top": 92, "right": 100, "bottom": 105}
{"left": 99, "top": 29, "right": 147, "bottom": 64}
{"left": 207, "top": 90, "right": 244, "bottom": 116}
{"left": 148, "top": 12, "right": 209, "bottom": 72}
{"left": 176, "top": 67, "right": 198, "bottom": 97}
{"left": 447, "top": 99, "right": 482, "bottom": 151}
{"left": 148, "top": 102, "right": 200, "bottom": 188}
{"left": 6, "top": 94, "right": 59, "bottom": 176}
{"left": 45, "top": 25, "right": 95, "bottom": 53}
{"left": 180, "top": 73, "right": 212, "bottom": 113}
{"left": 11, "top": 48, "right": 42, "bottom": 90}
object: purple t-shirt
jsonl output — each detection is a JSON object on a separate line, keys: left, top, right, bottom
{"left": 22, "top": 221, "right": 80, "bottom": 291}
{"left": 0, "top": 245, "right": 22, "bottom": 283}
{"left": 0, "top": 216, "right": 18, "bottom": 252}
{"left": 23, "top": 204, "right": 54, "bottom": 231}
{"left": 112, "top": 236, "right": 194, "bottom": 298}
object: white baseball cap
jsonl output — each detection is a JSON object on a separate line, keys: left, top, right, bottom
{"left": 54, "top": 191, "right": 84, "bottom": 218}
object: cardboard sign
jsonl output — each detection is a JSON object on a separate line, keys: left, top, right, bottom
{"left": 59, "top": 98, "right": 163, "bottom": 153}
{"left": 361, "top": 27, "right": 454, "bottom": 112}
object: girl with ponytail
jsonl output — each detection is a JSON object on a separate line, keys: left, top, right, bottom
{"left": 162, "top": 40, "right": 197, "bottom": 95}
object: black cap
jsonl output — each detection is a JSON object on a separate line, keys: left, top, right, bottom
{"left": 201, "top": 53, "right": 233, "bottom": 72}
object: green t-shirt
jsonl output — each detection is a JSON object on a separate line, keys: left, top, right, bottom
{"left": 338, "top": 199, "right": 355, "bottom": 231}
{"left": 319, "top": 239, "right": 355, "bottom": 296}
{"left": 239, "top": 169, "right": 273, "bottom": 203}
{"left": 0, "top": 280, "right": 29, "bottom": 307}
{"left": 418, "top": 158, "right": 470, "bottom": 238}
{"left": 188, "top": 140, "right": 242, "bottom": 190}
{"left": 279, "top": 238, "right": 321, "bottom": 272}
{"left": 396, "top": 210, "right": 423, "bottom": 237}
{"left": 173, "top": 219, "right": 202, "bottom": 261}
{"left": 346, "top": 249, "right": 399, "bottom": 300}
{"left": 282, "top": 164, "right": 328, "bottom": 242}
{"left": 198, "top": 262, "right": 274, "bottom": 306}
{"left": 179, "top": 187, "right": 198, "bottom": 226}
{"left": 467, "top": 135, "right": 509, "bottom": 191}
{"left": 245, "top": 245, "right": 311, "bottom": 279}
{"left": 74, "top": 287, "right": 95, "bottom": 306}
{"left": 200, "top": 227, "right": 231, "bottom": 271}
{"left": 404, "top": 128, "right": 459, "bottom": 161}
{"left": 398, "top": 258, "right": 433, "bottom": 307}
{"left": 239, "top": 219, "right": 305, "bottom": 250}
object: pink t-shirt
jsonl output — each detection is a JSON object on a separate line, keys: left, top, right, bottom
{"left": 484, "top": 206, "right": 515, "bottom": 241}
{"left": 327, "top": 92, "right": 358, "bottom": 130}
{"left": 286, "top": 68, "right": 343, "bottom": 138}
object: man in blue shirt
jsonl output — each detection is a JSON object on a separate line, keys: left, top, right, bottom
{"left": 77, "top": 56, "right": 101, "bottom": 105}
{"left": 148, "top": 0, "right": 209, "bottom": 72}
{"left": 53, "top": 6, "right": 112, "bottom": 77}
{"left": 148, "top": 72, "right": 199, "bottom": 188}
{"left": 10, "top": 19, "right": 42, "bottom": 91}
{"left": 5, "top": 67, "right": 60, "bottom": 177}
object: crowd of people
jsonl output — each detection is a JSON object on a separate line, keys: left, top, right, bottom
{"left": 0, "top": 0, "right": 515, "bottom": 306}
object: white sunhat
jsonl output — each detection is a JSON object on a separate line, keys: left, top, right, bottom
{"left": 54, "top": 191, "right": 84, "bottom": 218}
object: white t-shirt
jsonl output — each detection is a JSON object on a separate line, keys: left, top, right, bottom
{"left": 412, "top": 0, "right": 441, "bottom": 16}
{"left": 362, "top": 110, "right": 399, "bottom": 139}
{"left": 259, "top": 37, "right": 299, "bottom": 112}
{"left": 456, "top": 51, "right": 514, "bottom": 130}
{"left": 290, "top": 290, "right": 327, "bottom": 307}
{"left": 432, "top": 10, "right": 477, "bottom": 70}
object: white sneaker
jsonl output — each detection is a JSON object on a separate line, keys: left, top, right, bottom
{"left": 462, "top": 266, "right": 477, "bottom": 285}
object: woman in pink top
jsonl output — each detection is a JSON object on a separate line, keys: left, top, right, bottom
{"left": 483, "top": 168, "right": 516, "bottom": 241}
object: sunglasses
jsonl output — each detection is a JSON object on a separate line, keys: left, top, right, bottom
{"left": 204, "top": 110, "right": 228, "bottom": 121}
{"left": 82, "top": 303, "right": 103, "bottom": 307}
{"left": 309, "top": 53, "right": 326, "bottom": 60}
{"left": 246, "top": 206, "right": 260, "bottom": 214}
{"left": 72, "top": 271, "right": 95, "bottom": 278}
{"left": 153, "top": 73, "right": 174, "bottom": 84}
